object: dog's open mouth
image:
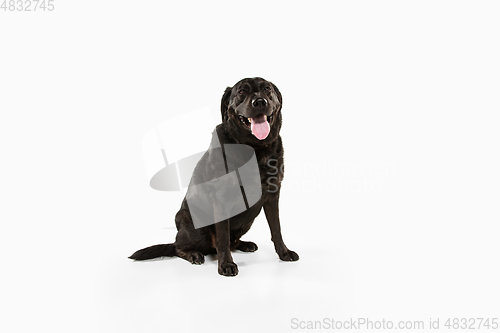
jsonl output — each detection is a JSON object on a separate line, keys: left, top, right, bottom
{"left": 238, "top": 114, "right": 272, "bottom": 140}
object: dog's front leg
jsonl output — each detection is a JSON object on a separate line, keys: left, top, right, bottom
{"left": 215, "top": 219, "right": 238, "bottom": 276}
{"left": 263, "top": 197, "right": 299, "bottom": 261}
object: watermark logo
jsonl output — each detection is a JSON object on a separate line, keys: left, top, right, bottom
{"left": 143, "top": 108, "right": 396, "bottom": 228}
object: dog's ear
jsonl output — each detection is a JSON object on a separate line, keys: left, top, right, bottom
{"left": 271, "top": 82, "right": 283, "bottom": 107}
{"left": 220, "top": 86, "right": 232, "bottom": 122}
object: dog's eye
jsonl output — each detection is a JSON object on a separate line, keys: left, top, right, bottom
{"left": 238, "top": 89, "right": 245, "bottom": 94}
{"left": 264, "top": 86, "right": 272, "bottom": 92}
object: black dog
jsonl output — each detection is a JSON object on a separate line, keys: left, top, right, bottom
{"left": 129, "top": 77, "right": 299, "bottom": 276}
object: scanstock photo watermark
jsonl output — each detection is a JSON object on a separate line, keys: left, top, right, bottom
{"left": 1, "top": 0, "right": 55, "bottom": 11}
{"left": 143, "top": 107, "right": 396, "bottom": 228}
{"left": 267, "top": 158, "right": 396, "bottom": 194}
{"left": 291, "top": 317, "right": 499, "bottom": 330}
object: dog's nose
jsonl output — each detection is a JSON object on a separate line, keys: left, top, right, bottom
{"left": 252, "top": 98, "right": 268, "bottom": 108}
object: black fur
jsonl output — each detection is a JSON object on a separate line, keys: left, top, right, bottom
{"left": 129, "top": 77, "right": 299, "bottom": 276}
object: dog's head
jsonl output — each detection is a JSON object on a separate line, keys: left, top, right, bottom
{"left": 221, "top": 77, "right": 282, "bottom": 146}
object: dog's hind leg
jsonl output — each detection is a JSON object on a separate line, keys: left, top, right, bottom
{"left": 234, "top": 240, "right": 258, "bottom": 252}
{"left": 175, "top": 248, "right": 205, "bottom": 265}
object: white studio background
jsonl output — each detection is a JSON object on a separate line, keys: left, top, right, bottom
{"left": 1, "top": 1, "right": 499, "bottom": 332}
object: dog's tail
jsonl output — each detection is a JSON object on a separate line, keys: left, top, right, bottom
{"left": 128, "top": 243, "right": 176, "bottom": 260}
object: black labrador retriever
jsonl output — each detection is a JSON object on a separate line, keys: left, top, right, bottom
{"left": 129, "top": 77, "right": 299, "bottom": 276}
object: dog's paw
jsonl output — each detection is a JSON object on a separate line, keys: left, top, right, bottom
{"left": 236, "top": 240, "right": 258, "bottom": 252}
{"left": 278, "top": 249, "right": 299, "bottom": 262}
{"left": 189, "top": 252, "right": 205, "bottom": 265}
{"left": 218, "top": 262, "right": 239, "bottom": 277}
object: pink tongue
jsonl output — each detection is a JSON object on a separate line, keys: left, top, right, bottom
{"left": 250, "top": 114, "right": 270, "bottom": 140}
